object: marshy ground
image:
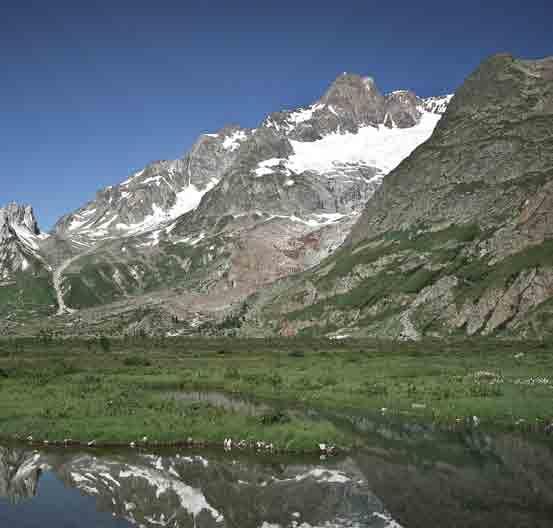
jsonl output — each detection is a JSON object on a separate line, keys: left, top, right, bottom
{"left": 0, "top": 336, "right": 551, "bottom": 451}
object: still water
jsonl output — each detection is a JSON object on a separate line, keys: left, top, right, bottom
{"left": 1, "top": 412, "right": 552, "bottom": 527}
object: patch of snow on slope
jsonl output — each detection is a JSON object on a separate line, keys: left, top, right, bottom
{"left": 120, "top": 169, "right": 145, "bottom": 187}
{"left": 222, "top": 130, "right": 248, "bottom": 151}
{"left": 372, "top": 512, "right": 405, "bottom": 528}
{"left": 287, "top": 111, "right": 441, "bottom": 176}
{"left": 115, "top": 179, "right": 218, "bottom": 235}
{"left": 313, "top": 213, "right": 346, "bottom": 223}
{"left": 254, "top": 158, "right": 286, "bottom": 177}
{"left": 67, "top": 215, "right": 91, "bottom": 232}
{"left": 170, "top": 178, "right": 218, "bottom": 217}
{"left": 80, "top": 208, "right": 97, "bottom": 218}
{"left": 95, "top": 215, "right": 118, "bottom": 230}
{"left": 12, "top": 225, "right": 40, "bottom": 250}
{"left": 265, "top": 214, "right": 346, "bottom": 228}
{"left": 286, "top": 103, "right": 324, "bottom": 125}
{"left": 141, "top": 175, "right": 163, "bottom": 185}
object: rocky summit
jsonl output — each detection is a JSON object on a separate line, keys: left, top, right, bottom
{"left": 0, "top": 203, "right": 48, "bottom": 280}
{"left": 0, "top": 70, "right": 450, "bottom": 336}
{"left": 237, "top": 54, "right": 553, "bottom": 340}
{"left": 13, "top": 53, "right": 553, "bottom": 341}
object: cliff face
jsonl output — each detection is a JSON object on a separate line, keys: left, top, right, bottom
{"left": 0, "top": 203, "right": 47, "bottom": 280}
{"left": 350, "top": 54, "right": 553, "bottom": 246}
{"left": 238, "top": 54, "right": 553, "bottom": 340}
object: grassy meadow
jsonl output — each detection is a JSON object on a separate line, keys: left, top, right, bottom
{"left": 0, "top": 336, "right": 551, "bottom": 451}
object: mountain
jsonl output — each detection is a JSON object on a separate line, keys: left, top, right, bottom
{"left": 236, "top": 54, "right": 553, "bottom": 340}
{"left": 0, "top": 204, "right": 55, "bottom": 326}
{"left": 52, "top": 74, "right": 448, "bottom": 247}
{"left": 52, "top": 126, "right": 249, "bottom": 247}
{"left": 0, "top": 72, "right": 450, "bottom": 336}
{"left": 0, "top": 203, "right": 46, "bottom": 279}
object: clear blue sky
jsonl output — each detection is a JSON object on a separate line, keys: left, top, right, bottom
{"left": 1, "top": 0, "right": 552, "bottom": 230}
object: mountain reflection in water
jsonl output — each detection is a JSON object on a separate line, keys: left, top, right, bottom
{"left": 0, "top": 425, "right": 553, "bottom": 528}
{"left": 0, "top": 445, "right": 393, "bottom": 528}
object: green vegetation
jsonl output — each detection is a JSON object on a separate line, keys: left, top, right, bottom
{"left": 281, "top": 223, "right": 482, "bottom": 322}
{"left": 456, "top": 240, "right": 553, "bottom": 302}
{"left": 0, "top": 273, "right": 56, "bottom": 320}
{"left": 63, "top": 237, "right": 231, "bottom": 310}
{"left": 64, "top": 260, "right": 136, "bottom": 308}
{"left": 0, "top": 337, "right": 551, "bottom": 451}
{"left": 269, "top": 223, "right": 553, "bottom": 339}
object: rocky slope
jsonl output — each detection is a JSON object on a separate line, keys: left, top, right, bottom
{"left": 0, "top": 203, "right": 47, "bottom": 280}
{"left": 52, "top": 75, "right": 447, "bottom": 248}
{"left": 236, "top": 54, "right": 553, "bottom": 340}
{"left": 0, "top": 204, "right": 55, "bottom": 324}
{"left": 0, "top": 72, "right": 450, "bottom": 335}
{"left": 52, "top": 126, "right": 250, "bottom": 247}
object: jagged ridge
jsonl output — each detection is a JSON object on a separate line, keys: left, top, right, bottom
{"left": 0, "top": 71, "right": 451, "bottom": 334}
{"left": 236, "top": 54, "right": 553, "bottom": 341}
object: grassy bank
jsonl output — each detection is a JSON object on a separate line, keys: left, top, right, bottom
{"left": 0, "top": 336, "right": 551, "bottom": 450}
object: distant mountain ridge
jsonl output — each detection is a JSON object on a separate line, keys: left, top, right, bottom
{"left": 0, "top": 70, "right": 451, "bottom": 335}
{"left": 52, "top": 74, "right": 449, "bottom": 247}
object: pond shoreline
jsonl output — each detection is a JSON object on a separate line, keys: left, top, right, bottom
{"left": 3, "top": 384, "right": 551, "bottom": 457}
{"left": 1, "top": 433, "right": 342, "bottom": 457}
{"left": 1, "top": 337, "right": 552, "bottom": 452}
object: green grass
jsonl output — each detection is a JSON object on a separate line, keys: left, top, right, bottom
{"left": 0, "top": 337, "right": 551, "bottom": 451}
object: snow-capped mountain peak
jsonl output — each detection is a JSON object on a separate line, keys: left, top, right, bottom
{"left": 51, "top": 73, "right": 453, "bottom": 255}
{"left": 54, "top": 126, "right": 253, "bottom": 245}
{"left": 1, "top": 71, "right": 454, "bottom": 324}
